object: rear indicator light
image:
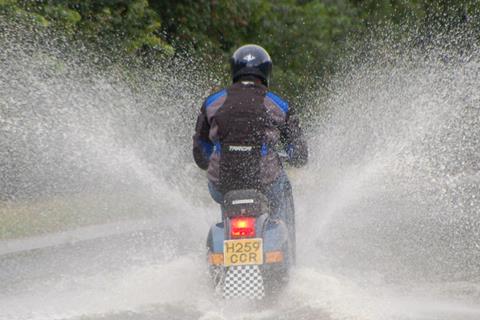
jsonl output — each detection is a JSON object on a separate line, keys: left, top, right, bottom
{"left": 208, "top": 253, "right": 224, "bottom": 265}
{"left": 265, "top": 251, "right": 284, "bottom": 263}
{"left": 230, "top": 217, "right": 256, "bottom": 238}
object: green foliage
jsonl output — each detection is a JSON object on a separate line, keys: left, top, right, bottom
{"left": 43, "top": 4, "right": 81, "bottom": 27}
{"left": 2, "top": 0, "right": 479, "bottom": 104}
{"left": 0, "top": 0, "right": 50, "bottom": 26}
{"left": 0, "top": 0, "right": 174, "bottom": 56}
{"left": 253, "top": 0, "right": 357, "bottom": 96}
{"left": 151, "top": 0, "right": 357, "bottom": 96}
{"left": 151, "top": 0, "right": 479, "bottom": 100}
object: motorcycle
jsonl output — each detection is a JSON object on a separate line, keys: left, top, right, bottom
{"left": 206, "top": 188, "right": 295, "bottom": 300}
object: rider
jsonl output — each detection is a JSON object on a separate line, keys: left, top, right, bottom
{"left": 192, "top": 44, "right": 308, "bottom": 224}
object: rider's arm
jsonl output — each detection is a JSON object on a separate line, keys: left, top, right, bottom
{"left": 192, "top": 104, "right": 213, "bottom": 170}
{"left": 280, "top": 108, "right": 308, "bottom": 167}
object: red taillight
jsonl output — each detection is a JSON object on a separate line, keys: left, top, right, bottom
{"left": 230, "top": 217, "right": 256, "bottom": 238}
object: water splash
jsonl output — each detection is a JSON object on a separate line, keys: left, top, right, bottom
{"left": 0, "top": 21, "right": 216, "bottom": 234}
{"left": 293, "top": 23, "right": 480, "bottom": 320}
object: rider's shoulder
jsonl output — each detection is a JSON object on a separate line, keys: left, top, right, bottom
{"left": 204, "top": 88, "right": 227, "bottom": 109}
{"left": 265, "top": 91, "right": 289, "bottom": 114}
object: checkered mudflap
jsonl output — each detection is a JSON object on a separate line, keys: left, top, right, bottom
{"left": 223, "top": 265, "right": 265, "bottom": 299}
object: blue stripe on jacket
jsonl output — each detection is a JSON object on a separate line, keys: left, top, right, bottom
{"left": 205, "top": 89, "right": 227, "bottom": 109}
{"left": 200, "top": 139, "right": 213, "bottom": 159}
{"left": 266, "top": 92, "right": 289, "bottom": 113}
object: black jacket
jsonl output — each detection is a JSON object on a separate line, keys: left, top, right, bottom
{"left": 193, "top": 81, "right": 308, "bottom": 187}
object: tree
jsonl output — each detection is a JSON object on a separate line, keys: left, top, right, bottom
{"left": 0, "top": 0, "right": 173, "bottom": 55}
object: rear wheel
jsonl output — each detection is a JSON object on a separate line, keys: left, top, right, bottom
{"left": 262, "top": 241, "right": 290, "bottom": 297}
{"left": 262, "top": 265, "right": 289, "bottom": 299}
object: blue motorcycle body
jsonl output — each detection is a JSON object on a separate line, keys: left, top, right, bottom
{"left": 206, "top": 189, "right": 294, "bottom": 299}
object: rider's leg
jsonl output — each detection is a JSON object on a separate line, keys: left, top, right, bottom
{"left": 264, "top": 173, "right": 296, "bottom": 263}
{"left": 208, "top": 181, "right": 225, "bottom": 220}
{"left": 264, "top": 173, "right": 290, "bottom": 220}
{"left": 283, "top": 178, "right": 296, "bottom": 264}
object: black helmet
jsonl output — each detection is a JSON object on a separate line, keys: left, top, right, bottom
{"left": 230, "top": 44, "right": 272, "bottom": 86}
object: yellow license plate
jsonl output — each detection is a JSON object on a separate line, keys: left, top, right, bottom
{"left": 224, "top": 238, "right": 263, "bottom": 266}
